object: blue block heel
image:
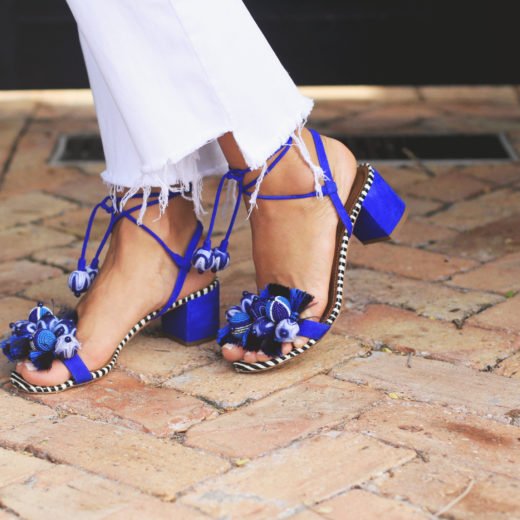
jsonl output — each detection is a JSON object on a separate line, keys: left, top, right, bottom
{"left": 161, "top": 283, "right": 220, "bottom": 345}
{"left": 5, "top": 191, "right": 219, "bottom": 394}
{"left": 191, "top": 129, "right": 406, "bottom": 374}
{"left": 353, "top": 169, "right": 407, "bottom": 244}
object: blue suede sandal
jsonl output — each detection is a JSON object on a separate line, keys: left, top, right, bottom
{"left": 192, "top": 129, "right": 406, "bottom": 373}
{"left": 4, "top": 191, "right": 219, "bottom": 393}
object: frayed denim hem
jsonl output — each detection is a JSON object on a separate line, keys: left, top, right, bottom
{"left": 99, "top": 96, "right": 322, "bottom": 224}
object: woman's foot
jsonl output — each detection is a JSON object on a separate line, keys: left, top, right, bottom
{"left": 17, "top": 196, "right": 214, "bottom": 386}
{"left": 222, "top": 129, "right": 357, "bottom": 363}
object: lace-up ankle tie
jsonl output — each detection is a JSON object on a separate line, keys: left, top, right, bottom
{"left": 68, "top": 191, "right": 179, "bottom": 297}
{"left": 192, "top": 137, "right": 293, "bottom": 274}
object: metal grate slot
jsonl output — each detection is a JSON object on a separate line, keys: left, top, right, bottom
{"left": 334, "top": 133, "right": 516, "bottom": 163}
{"left": 51, "top": 133, "right": 105, "bottom": 164}
{"left": 51, "top": 132, "right": 517, "bottom": 165}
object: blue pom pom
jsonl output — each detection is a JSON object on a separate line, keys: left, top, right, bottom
{"left": 240, "top": 292, "right": 257, "bottom": 314}
{"left": 29, "top": 350, "right": 55, "bottom": 371}
{"left": 225, "top": 306, "right": 242, "bottom": 322}
{"left": 252, "top": 317, "right": 275, "bottom": 338}
{"left": 53, "top": 319, "right": 77, "bottom": 338}
{"left": 274, "top": 318, "right": 300, "bottom": 343}
{"left": 28, "top": 302, "right": 52, "bottom": 323}
{"left": 11, "top": 320, "right": 36, "bottom": 337}
{"left": 32, "top": 329, "right": 57, "bottom": 351}
{"left": 266, "top": 296, "right": 292, "bottom": 323}
{"left": 68, "top": 270, "right": 93, "bottom": 297}
{"left": 54, "top": 334, "right": 80, "bottom": 359}
{"left": 87, "top": 265, "right": 98, "bottom": 281}
{"left": 36, "top": 313, "right": 59, "bottom": 331}
{"left": 228, "top": 311, "right": 251, "bottom": 328}
{"left": 211, "top": 247, "right": 230, "bottom": 272}
{"left": 250, "top": 299, "right": 267, "bottom": 320}
{"left": 2, "top": 336, "right": 31, "bottom": 362}
{"left": 229, "top": 311, "right": 252, "bottom": 339}
{"left": 191, "top": 247, "right": 214, "bottom": 273}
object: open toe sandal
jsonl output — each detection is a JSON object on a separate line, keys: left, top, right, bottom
{"left": 191, "top": 128, "right": 406, "bottom": 373}
{"left": 3, "top": 191, "right": 219, "bottom": 393}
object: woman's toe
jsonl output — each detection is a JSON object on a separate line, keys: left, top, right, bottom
{"left": 256, "top": 350, "right": 271, "bottom": 362}
{"left": 17, "top": 359, "right": 71, "bottom": 387}
{"left": 243, "top": 351, "right": 258, "bottom": 363}
{"left": 282, "top": 343, "right": 293, "bottom": 355}
{"left": 222, "top": 344, "right": 245, "bottom": 362}
{"left": 293, "top": 336, "right": 308, "bottom": 348}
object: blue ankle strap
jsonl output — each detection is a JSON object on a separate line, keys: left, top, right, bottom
{"left": 69, "top": 190, "right": 200, "bottom": 317}
{"left": 309, "top": 129, "right": 353, "bottom": 236}
{"left": 192, "top": 130, "right": 352, "bottom": 275}
{"left": 246, "top": 130, "right": 352, "bottom": 235}
{"left": 250, "top": 130, "right": 352, "bottom": 237}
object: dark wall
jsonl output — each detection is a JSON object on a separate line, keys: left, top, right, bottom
{"left": 0, "top": 0, "right": 516, "bottom": 90}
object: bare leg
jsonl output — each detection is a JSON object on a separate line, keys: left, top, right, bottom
{"left": 18, "top": 195, "right": 214, "bottom": 386}
{"left": 218, "top": 128, "right": 358, "bottom": 363}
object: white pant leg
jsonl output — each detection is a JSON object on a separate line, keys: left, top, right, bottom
{"left": 78, "top": 29, "right": 223, "bottom": 215}
{"left": 67, "top": 0, "right": 314, "bottom": 213}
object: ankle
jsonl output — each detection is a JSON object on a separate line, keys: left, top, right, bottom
{"left": 115, "top": 191, "right": 197, "bottom": 245}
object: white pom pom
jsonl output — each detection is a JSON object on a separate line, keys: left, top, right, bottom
{"left": 191, "top": 248, "right": 214, "bottom": 273}
{"left": 54, "top": 334, "right": 81, "bottom": 359}
{"left": 68, "top": 270, "right": 92, "bottom": 297}
{"left": 274, "top": 318, "right": 300, "bottom": 343}
{"left": 87, "top": 266, "right": 99, "bottom": 282}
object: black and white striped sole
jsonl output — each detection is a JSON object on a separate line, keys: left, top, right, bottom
{"left": 233, "top": 165, "right": 375, "bottom": 374}
{"left": 10, "top": 280, "right": 220, "bottom": 394}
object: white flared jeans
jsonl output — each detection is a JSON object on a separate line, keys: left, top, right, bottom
{"left": 66, "top": 0, "right": 317, "bottom": 216}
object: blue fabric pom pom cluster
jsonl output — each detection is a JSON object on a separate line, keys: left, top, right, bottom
{"left": 1, "top": 302, "right": 80, "bottom": 370}
{"left": 217, "top": 284, "right": 314, "bottom": 357}
{"left": 191, "top": 245, "right": 230, "bottom": 274}
{"left": 68, "top": 266, "right": 98, "bottom": 297}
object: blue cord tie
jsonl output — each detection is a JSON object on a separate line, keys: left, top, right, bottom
{"left": 68, "top": 191, "right": 179, "bottom": 298}
{"left": 192, "top": 137, "right": 293, "bottom": 274}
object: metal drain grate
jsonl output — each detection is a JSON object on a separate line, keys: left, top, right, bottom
{"left": 335, "top": 133, "right": 517, "bottom": 163}
{"left": 51, "top": 133, "right": 105, "bottom": 164}
{"left": 51, "top": 132, "right": 517, "bottom": 165}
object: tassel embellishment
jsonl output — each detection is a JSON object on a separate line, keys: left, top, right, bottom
{"left": 2, "top": 302, "right": 81, "bottom": 370}
{"left": 217, "top": 284, "right": 314, "bottom": 357}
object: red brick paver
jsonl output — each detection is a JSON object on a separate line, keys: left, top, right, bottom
{"left": 449, "top": 251, "right": 520, "bottom": 294}
{"left": 336, "top": 304, "right": 520, "bottom": 369}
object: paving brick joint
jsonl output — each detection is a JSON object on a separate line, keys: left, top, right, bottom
{"left": 0, "top": 86, "right": 519, "bottom": 519}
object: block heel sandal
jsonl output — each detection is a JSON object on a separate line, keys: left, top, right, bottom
{"left": 3, "top": 191, "right": 219, "bottom": 393}
{"left": 191, "top": 129, "right": 406, "bottom": 373}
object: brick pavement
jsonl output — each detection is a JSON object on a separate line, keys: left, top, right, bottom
{"left": 0, "top": 86, "right": 519, "bottom": 519}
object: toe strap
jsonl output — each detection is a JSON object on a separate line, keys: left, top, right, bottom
{"left": 62, "top": 354, "right": 93, "bottom": 384}
{"left": 298, "top": 320, "right": 330, "bottom": 341}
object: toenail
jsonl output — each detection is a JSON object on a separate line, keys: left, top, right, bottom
{"left": 222, "top": 344, "right": 238, "bottom": 350}
{"left": 24, "top": 361, "right": 37, "bottom": 371}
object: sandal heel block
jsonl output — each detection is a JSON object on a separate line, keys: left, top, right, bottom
{"left": 353, "top": 168, "right": 407, "bottom": 244}
{"left": 161, "top": 284, "right": 220, "bottom": 345}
